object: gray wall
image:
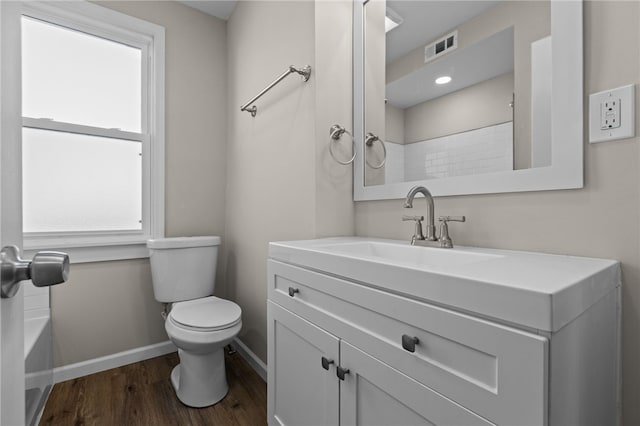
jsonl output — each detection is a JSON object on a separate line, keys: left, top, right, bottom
{"left": 224, "top": 0, "right": 353, "bottom": 362}
{"left": 224, "top": 0, "right": 317, "bottom": 361}
{"left": 355, "top": 2, "right": 640, "bottom": 424}
{"left": 403, "top": 72, "right": 513, "bottom": 143}
{"left": 52, "top": 1, "right": 228, "bottom": 367}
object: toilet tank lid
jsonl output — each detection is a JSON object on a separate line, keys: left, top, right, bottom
{"left": 147, "top": 236, "right": 221, "bottom": 249}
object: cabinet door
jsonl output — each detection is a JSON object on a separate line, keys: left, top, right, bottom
{"left": 339, "top": 341, "right": 494, "bottom": 426}
{"left": 267, "top": 301, "right": 339, "bottom": 426}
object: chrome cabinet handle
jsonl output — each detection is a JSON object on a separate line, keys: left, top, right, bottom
{"left": 401, "top": 335, "right": 419, "bottom": 353}
{"left": 321, "top": 356, "right": 334, "bottom": 371}
{"left": 288, "top": 287, "right": 299, "bottom": 297}
{"left": 1, "top": 246, "right": 69, "bottom": 298}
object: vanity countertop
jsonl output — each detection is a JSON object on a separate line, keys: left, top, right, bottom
{"left": 268, "top": 237, "right": 620, "bottom": 332}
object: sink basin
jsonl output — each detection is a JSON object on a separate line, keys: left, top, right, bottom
{"left": 268, "top": 237, "right": 620, "bottom": 332}
{"left": 315, "top": 241, "right": 501, "bottom": 270}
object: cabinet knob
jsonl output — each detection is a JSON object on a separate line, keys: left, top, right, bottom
{"left": 288, "top": 287, "right": 299, "bottom": 297}
{"left": 321, "top": 356, "right": 334, "bottom": 370}
{"left": 401, "top": 335, "right": 419, "bottom": 353}
{"left": 336, "top": 366, "right": 350, "bottom": 381}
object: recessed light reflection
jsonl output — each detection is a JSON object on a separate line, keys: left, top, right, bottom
{"left": 435, "top": 76, "right": 452, "bottom": 85}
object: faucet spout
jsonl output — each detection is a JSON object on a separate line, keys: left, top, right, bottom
{"left": 403, "top": 186, "right": 436, "bottom": 241}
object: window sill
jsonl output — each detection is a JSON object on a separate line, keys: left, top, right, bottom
{"left": 23, "top": 235, "right": 154, "bottom": 264}
{"left": 24, "top": 242, "right": 150, "bottom": 264}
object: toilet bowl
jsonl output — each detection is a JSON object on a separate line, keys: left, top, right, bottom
{"left": 147, "top": 237, "right": 242, "bottom": 408}
{"left": 165, "top": 296, "right": 242, "bottom": 407}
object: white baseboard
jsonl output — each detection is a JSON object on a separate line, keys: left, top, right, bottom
{"left": 232, "top": 337, "right": 267, "bottom": 382}
{"left": 53, "top": 340, "right": 177, "bottom": 384}
{"left": 52, "top": 338, "right": 266, "bottom": 385}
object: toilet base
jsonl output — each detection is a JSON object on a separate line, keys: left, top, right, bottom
{"left": 170, "top": 348, "right": 229, "bottom": 408}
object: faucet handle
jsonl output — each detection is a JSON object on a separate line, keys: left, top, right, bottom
{"left": 438, "top": 216, "right": 465, "bottom": 248}
{"left": 402, "top": 215, "right": 425, "bottom": 244}
{"left": 438, "top": 216, "right": 465, "bottom": 223}
{"left": 402, "top": 215, "right": 424, "bottom": 222}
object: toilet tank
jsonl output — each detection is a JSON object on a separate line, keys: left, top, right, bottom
{"left": 147, "top": 236, "right": 221, "bottom": 303}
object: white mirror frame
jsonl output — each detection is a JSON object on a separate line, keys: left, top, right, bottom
{"left": 353, "top": 0, "right": 583, "bottom": 201}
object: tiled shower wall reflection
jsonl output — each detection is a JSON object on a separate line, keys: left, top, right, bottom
{"left": 385, "top": 122, "right": 513, "bottom": 183}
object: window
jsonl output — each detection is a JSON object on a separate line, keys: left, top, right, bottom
{"left": 20, "top": 2, "right": 165, "bottom": 262}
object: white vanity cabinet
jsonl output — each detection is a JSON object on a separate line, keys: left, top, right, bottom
{"left": 267, "top": 238, "right": 621, "bottom": 426}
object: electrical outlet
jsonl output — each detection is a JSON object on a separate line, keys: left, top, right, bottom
{"left": 589, "top": 84, "right": 635, "bottom": 143}
{"left": 600, "top": 98, "right": 621, "bottom": 130}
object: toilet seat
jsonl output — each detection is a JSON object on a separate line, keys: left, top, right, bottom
{"left": 170, "top": 296, "right": 241, "bottom": 332}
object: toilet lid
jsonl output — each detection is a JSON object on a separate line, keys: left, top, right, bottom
{"left": 170, "top": 296, "right": 241, "bottom": 331}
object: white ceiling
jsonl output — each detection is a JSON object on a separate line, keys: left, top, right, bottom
{"left": 179, "top": 0, "right": 501, "bottom": 33}
{"left": 385, "top": 0, "right": 501, "bottom": 63}
{"left": 177, "top": 0, "right": 237, "bottom": 20}
{"left": 177, "top": 1, "right": 501, "bottom": 48}
{"left": 386, "top": 27, "right": 514, "bottom": 109}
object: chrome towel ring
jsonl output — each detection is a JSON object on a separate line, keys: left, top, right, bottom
{"left": 365, "top": 132, "right": 386, "bottom": 169}
{"left": 329, "top": 124, "right": 356, "bottom": 165}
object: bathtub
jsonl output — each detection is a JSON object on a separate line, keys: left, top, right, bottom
{"left": 24, "top": 311, "right": 52, "bottom": 426}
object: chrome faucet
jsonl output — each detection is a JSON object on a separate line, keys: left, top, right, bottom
{"left": 402, "top": 185, "right": 465, "bottom": 248}
{"left": 403, "top": 186, "right": 437, "bottom": 241}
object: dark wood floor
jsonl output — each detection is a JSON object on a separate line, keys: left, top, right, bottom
{"left": 40, "top": 350, "right": 267, "bottom": 426}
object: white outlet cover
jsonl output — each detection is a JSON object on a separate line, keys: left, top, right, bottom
{"left": 589, "top": 84, "right": 635, "bottom": 143}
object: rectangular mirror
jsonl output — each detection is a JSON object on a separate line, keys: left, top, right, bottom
{"left": 353, "top": 0, "right": 583, "bottom": 200}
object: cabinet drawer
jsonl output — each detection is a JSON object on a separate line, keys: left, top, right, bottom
{"left": 268, "top": 260, "right": 548, "bottom": 426}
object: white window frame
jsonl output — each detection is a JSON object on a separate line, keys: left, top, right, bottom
{"left": 21, "top": 1, "right": 165, "bottom": 263}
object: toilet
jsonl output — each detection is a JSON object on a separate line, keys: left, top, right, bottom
{"left": 147, "top": 236, "right": 242, "bottom": 408}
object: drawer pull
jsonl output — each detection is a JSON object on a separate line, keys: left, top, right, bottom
{"left": 288, "top": 287, "right": 299, "bottom": 297}
{"left": 336, "top": 366, "right": 350, "bottom": 381}
{"left": 402, "top": 335, "right": 420, "bottom": 353}
{"left": 321, "top": 356, "right": 334, "bottom": 370}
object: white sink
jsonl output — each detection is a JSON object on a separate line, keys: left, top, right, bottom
{"left": 268, "top": 237, "right": 620, "bottom": 332}
{"left": 315, "top": 240, "right": 501, "bottom": 270}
